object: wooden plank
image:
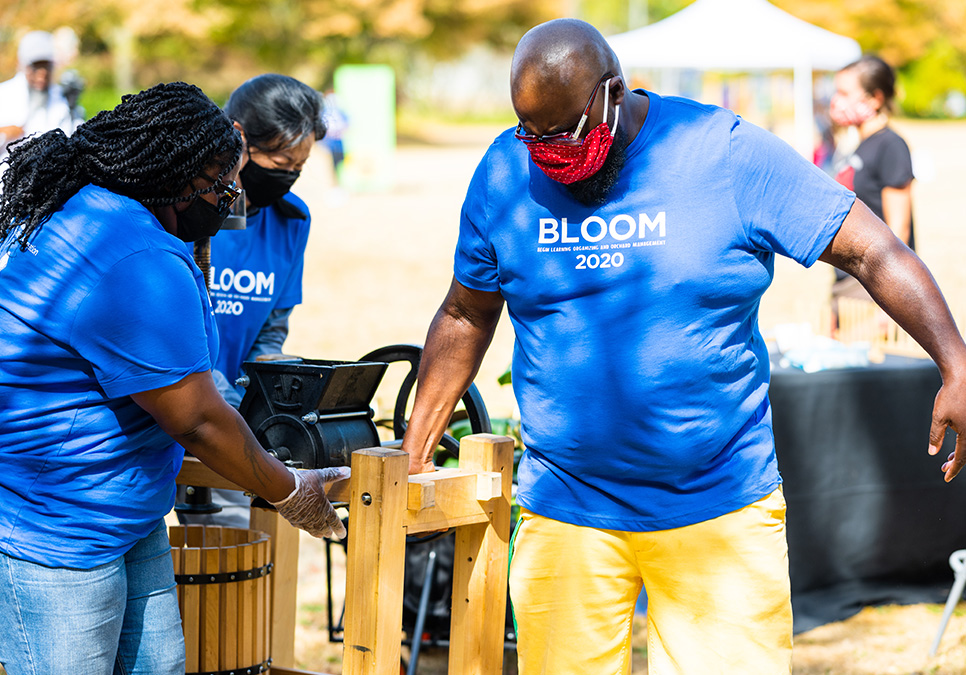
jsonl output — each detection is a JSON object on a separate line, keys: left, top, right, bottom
{"left": 202, "top": 547, "right": 221, "bottom": 672}
{"left": 251, "top": 506, "right": 300, "bottom": 668}
{"left": 328, "top": 476, "right": 350, "bottom": 504}
{"left": 176, "top": 456, "right": 245, "bottom": 490}
{"left": 263, "top": 537, "right": 273, "bottom": 670}
{"left": 343, "top": 448, "right": 409, "bottom": 675}
{"left": 169, "top": 525, "right": 185, "bottom": 549}
{"left": 171, "top": 545, "right": 183, "bottom": 615}
{"left": 183, "top": 547, "right": 202, "bottom": 674}
{"left": 448, "top": 435, "right": 514, "bottom": 675}
{"left": 186, "top": 524, "right": 205, "bottom": 548}
{"left": 255, "top": 540, "right": 266, "bottom": 666}
{"left": 220, "top": 544, "right": 238, "bottom": 671}
{"left": 206, "top": 526, "right": 223, "bottom": 548}
{"left": 176, "top": 457, "right": 352, "bottom": 500}
{"left": 407, "top": 479, "right": 435, "bottom": 511}
{"left": 239, "top": 542, "right": 255, "bottom": 669}
{"left": 403, "top": 469, "right": 495, "bottom": 533}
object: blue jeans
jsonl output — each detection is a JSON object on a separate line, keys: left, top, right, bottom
{"left": 0, "top": 521, "right": 185, "bottom": 675}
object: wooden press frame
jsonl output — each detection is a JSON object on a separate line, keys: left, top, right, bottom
{"left": 176, "top": 433, "right": 514, "bottom": 675}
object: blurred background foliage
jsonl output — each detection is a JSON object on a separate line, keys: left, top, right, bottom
{"left": 0, "top": 0, "right": 964, "bottom": 119}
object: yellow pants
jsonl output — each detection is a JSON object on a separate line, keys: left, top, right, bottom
{"left": 508, "top": 489, "right": 792, "bottom": 674}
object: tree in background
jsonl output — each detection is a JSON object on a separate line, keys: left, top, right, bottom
{"left": 1, "top": 0, "right": 559, "bottom": 111}
{"left": 2, "top": 0, "right": 964, "bottom": 119}
{"left": 565, "top": 0, "right": 966, "bottom": 118}
{"left": 777, "top": 0, "right": 966, "bottom": 117}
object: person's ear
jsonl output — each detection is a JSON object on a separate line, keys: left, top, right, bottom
{"left": 610, "top": 76, "right": 626, "bottom": 106}
{"left": 232, "top": 121, "right": 248, "bottom": 148}
{"left": 232, "top": 121, "right": 250, "bottom": 168}
{"left": 871, "top": 89, "right": 886, "bottom": 111}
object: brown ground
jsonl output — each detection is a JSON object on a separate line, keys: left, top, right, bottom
{"left": 283, "top": 119, "right": 966, "bottom": 673}
{"left": 292, "top": 531, "right": 966, "bottom": 674}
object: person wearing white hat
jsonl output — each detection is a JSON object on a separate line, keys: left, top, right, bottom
{"left": 0, "top": 30, "right": 77, "bottom": 168}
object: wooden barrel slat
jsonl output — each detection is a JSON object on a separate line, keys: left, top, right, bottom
{"left": 238, "top": 541, "right": 255, "bottom": 669}
{"left": 186, "top": 524, "right": 205, "bottom": 548}
{"left": 202, "top": 546, "right": 220, "bottom": 671}
{"left": 254, "top": 540, "right": 265, "bottom": 664}
{"left": 183, "top": 547, "right": 201, "bottom": 672}
{"left": 171, "top": 546, "right": 183, "bottom": 614}
{"left": 220, "top": 544, "right": 238, "bottom": 671}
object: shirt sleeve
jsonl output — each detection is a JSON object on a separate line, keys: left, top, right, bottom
{"left": 877, "top": 133, "right": 915, "bottom": 189}
{"left": 245, "top": 306, "right": 292, "bottom": 360}
{"left": 71, "top": 249, "right": 213, "bottom": 398}
{"left": 212, "top": 367, "right": 243, "bottom": 408}
{"left": 730, "top": 118, "right": 856, "bottom": 267}
{"left": 454, "top": 157, "right": 501, "bottom": 292}
{"left": 273, "top": 214, "right": 310, "bottom": 309}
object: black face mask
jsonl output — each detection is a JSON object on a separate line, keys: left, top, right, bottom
{"left": 240, "top": 159, "right": 300, "bottom": 208}
{"left": 174, "top": 197, "right": 229, "bottom": 242}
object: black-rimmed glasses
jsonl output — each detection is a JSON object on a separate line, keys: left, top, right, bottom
{"left": 514, "top": 72, "right": 616, "bottom": 146}
{"left": 199, "top": 172, "right": 242, "bottom": 213}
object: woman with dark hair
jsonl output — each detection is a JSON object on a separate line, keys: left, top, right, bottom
{"left": 0, "top": 82, "right": 346, "bottom": 675}
{"left": 829, "top": 55, "right": 915, "bottom": 313}
{"left": 179, "top": 74, "right": 329, "bottom": 528}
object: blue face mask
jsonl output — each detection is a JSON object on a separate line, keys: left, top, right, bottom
{"left": 174, "top": 197, "right": 229, "bottom": 242}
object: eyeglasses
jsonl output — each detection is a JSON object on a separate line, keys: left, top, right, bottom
{"left": 199, "top": 172, "right": 242, "bottom": 213}
{"left": 514, "top": 72, "right": 616, "bottom": 146}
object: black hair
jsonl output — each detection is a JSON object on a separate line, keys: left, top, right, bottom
{"left": 844, "top": 55, "right": 897, "bottom": 112}
{"left": 0, "top": 81, "right": 242, "bottom": 250}
{"left": 224, "top": 74, "right": 326, "bottom": 152}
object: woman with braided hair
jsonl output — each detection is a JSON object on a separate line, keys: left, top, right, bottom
{"left": 0, "top": 82, "right": 347, "bottom": 675}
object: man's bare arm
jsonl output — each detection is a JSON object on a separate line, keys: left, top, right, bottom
{"left": 401, "top": 278, "right": 505, "bottom": 474}
{"left": 820, "top": 199, "right": 966, "bottom": 480}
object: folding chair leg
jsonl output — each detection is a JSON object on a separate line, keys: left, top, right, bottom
{"left": 407, "top": 548, "right": 438, "bottom": 675}
{"left": 930, "top": 550, "right": 966, "bottom": 656}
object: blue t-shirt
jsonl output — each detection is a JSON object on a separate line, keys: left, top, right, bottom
{"left": 207, "top": 194, "right": 310, "bottom": 394}
{"left": 455, "top": 92, "right": 855, "bottom": 531}
{"left": 0, "top": 184, "right": 218, "bottom": 568}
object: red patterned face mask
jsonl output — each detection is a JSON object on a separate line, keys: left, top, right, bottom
{"left": 526, "top": 117, "right": 618, "bottom": 184}
{"left": 522, "top": 77, "right": 620, "bottom": 185}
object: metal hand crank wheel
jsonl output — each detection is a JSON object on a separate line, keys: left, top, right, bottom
{"left": 359, "top": 344, "right": 491, "bottom": 465}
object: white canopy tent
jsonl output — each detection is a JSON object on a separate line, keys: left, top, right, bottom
{"left": 606, "top": 0, "right": 861, "bottom": 156}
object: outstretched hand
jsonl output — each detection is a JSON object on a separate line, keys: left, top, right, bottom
{"left": 928, "top": 377, "right": 966, "bottom": 482}
{"left": 271, "top": 466, "right": 350, "bottom": 539}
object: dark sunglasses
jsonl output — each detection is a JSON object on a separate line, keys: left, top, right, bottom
{"left": 514, "top": 72, "right": 616, "bottom": 146}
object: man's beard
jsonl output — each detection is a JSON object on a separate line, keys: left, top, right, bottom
{"left": 564, "top": 125, "right": 628, "bottom": 207}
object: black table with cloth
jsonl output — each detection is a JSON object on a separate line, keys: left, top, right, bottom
{"left": 770, "top": 355, "right": 966, "bottom": 633}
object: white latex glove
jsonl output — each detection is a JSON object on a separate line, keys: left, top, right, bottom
{"left": 270, "top": 466, "right": 350, "bottom": 540}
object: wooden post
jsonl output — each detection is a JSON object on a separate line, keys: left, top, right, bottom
{"left": 342, "top": 448, "right": 409, "bottom": 674}
{"left": 250, "top": 506, "right": 301, "bottom": 669}
{"left": 448, "top": 434, "right": 514, "bottom": 675}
